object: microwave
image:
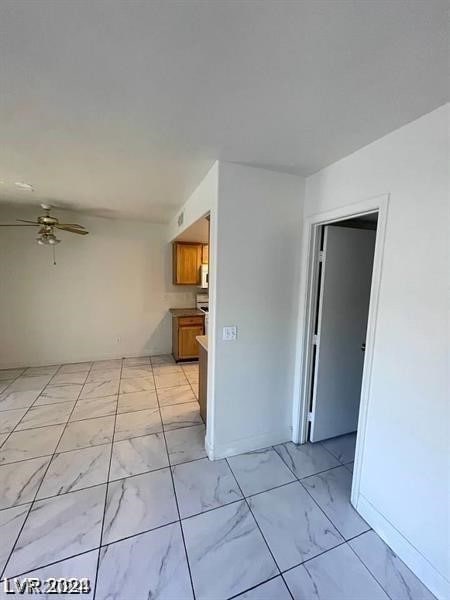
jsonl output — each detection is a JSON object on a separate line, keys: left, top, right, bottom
{"left": 199, "top": 264, "right": 208, "bottom": 289}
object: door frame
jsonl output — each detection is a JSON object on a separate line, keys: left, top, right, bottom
{"left": 292, "top": 193, "right": 389, "bottom": 506}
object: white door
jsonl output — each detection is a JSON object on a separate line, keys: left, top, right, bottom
{"left": 310, "top": 225, "right": 376, "bottom": 442}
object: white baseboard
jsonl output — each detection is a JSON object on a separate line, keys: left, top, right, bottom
{"left": 205, "top": 428, "right": 291, "bottom": 460}
{"left": 356, "top": 493, "right": 449, "bottom": 600}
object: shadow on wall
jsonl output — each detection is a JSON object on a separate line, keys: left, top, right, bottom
{"left": 143, "top": 312, "right": 172, "bottom": 356}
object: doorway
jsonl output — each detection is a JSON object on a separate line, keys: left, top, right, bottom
{"left": 307, "top": 214, "right": 378, "bottom": 445}
{"left": 293, "top": 194, "right": 389, "bottom": 506}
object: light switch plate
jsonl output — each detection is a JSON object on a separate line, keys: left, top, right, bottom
{"left": 223, "top": 326, "right": 237, "bottom": 341}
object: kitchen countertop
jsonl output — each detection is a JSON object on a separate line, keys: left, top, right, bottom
{"left": 169, "top": 308, "right": 205, "bottom": 317}
{"left": 196, "top": 335, "right": 208, "bottom": 351}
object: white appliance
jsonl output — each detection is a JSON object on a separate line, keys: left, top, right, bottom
{"left": 196, "top": 293, "right": 209, "bottom": 334}
{"left": 199, "top": 264, "right": 208, "bottom": 289}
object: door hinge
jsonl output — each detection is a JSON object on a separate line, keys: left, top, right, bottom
{"left": 307, "top": 411, "right": 313, "bottom": 422}
{"left": 318, "top": 250, "right": 324, "bottom": 262}
{"left": 312, "top": 334, "right": 319, "bottom": 345}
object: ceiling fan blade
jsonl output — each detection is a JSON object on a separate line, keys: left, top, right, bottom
{"left": 0, "top": 224, "right": 40, "bottom": 227}
{"left": 55, "top": 225, "right": 89, "bottom": 234}
{"left": 57, "top": 223, "right": 86, "bottom": 229}
{"left": 17, "top": 219, "right": 40, "bottom": 225}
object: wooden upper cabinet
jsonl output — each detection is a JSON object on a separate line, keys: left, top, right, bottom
{"left": 173, "top": 242, "right": 202, "bottom": 285}
{"left": 202, "top": 244, "right": 209, "bottom": 264}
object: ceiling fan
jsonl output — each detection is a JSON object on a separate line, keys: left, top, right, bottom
{"left": 0, "top": 203, "right": 89, "bottom": 246}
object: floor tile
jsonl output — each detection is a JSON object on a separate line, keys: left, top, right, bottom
{"left": 236, "top": 576, "right": 292, "bottom": 599}
{"left": 96, "top": 523, "right": 193, "bottom": 600}
{"left": 228, "top": 447, "right": 296, "bottom": 497}
{"left": 102, "top": 468, "right": 178, "bottom": 544}
{"left": 173, "top": 457, "right": 242, "bottom": 518}
{"left": 150, "top": 354, "right": 175, "bottom": 365}
{"left": 183, "top": 500, "right": 278, "bottom": 600}
{"left": 57, "top": 416, "right": 114, "bottom": 452}
{"left": 15, "top": 402, "right": 74, "bottom": 431}
{"left": 160, "top": 401, "right": 203, "bottom": 431}
{"left": 350, "top": 530, "right": 436, "bottom": 600}
{"left": 110, "top": 433, "right": 168, "bottom": 480}
{"left": 191, "top": 382, "right": 199, "bottom": 398}
{"left": 85, "top": 368, "right": 121, "bottom": 383}
{"left": 80, "top": 379, "right": 119, "bottom": 400}
{"left": 0, "top": 433, "right": 7, "bottom": 446}
{"left": 154, "top": 372, "right": 189, "bottom": 389}
{"left": 92, "top": 359, "right": 122, "bottom": 370}
{"left": 321, "top": 432, "right": 357, "bottom": 464}
{"left": 185, "top": 372, "right": 199, "bottom": 384}
{"left": 0, "top": 504, "right": 30, "bottom": 573}
{"left": 0, "top": 425, "right": 64, "bottom": 465}
{"left": 121, "top": 366, "right": 153, "bottom": 379}
{"left": 123, "top": 356, "right": 150, "bottom": 367}
{"left": 50, "top": 372, "right": 88, "bottom": 386}
{"left": 23, "top": 365, "right": 60, "bottom": 377}
{"left": 117, "top": 390, "right": 158, "bottom": 413}
{"left": 114, "top": 408, "right": 162, "bottom": 441}
{"left": 7, "top": 375, "right": 52, "bottom": 392}
{"left": 4, "top": 549, "right": 99, "bottom": 599}
{"left": 119, "top": 376, "right": 155, "bottom": 394}
{"left": 248, "top": 481, "right": 343, "bottom": 570}
{"left": 157, "top": 384, "right": 196, "bottom": 406}
{"left": 57, "top": 362, "right": 92, "bottom": 374}
{"left": 0, "top": 408, "right": 28, "bottom": 434}
{"left": 302, "top": 465, "right": 369, "bottom": 539}
{"left": 153, "top": 364, "right": 184, "bottom": 375}
{"left": 4, "top": 485, "right": 106, "bottom": 577}
{"left": 181, "top": 363, "right": 198, "bottom": 374}
{"left": 0, "top": 389, "right": 41, "bottom": 411}
{"left": 35, "top": 384, "right": 83, "bottom": 404}
{"left": 37, "top": 444, "right": 111, "bottom": 499}
{"left": 70, "top": 396, "right": 117, "bottom": 421}
{"left": 0, "top": 456, "right": 51, "bottom": 509}
{"left": 274, "top": 441, "right": 340, "bottom": 478}
{"left": 284, "top": 543, "right": 389, "bottom": 600}
{"left": 0, "top": 380, "right": 13, "bottom": 394}
{"left": 0, "top": 369, "right": 24, "bottom": 381}
{"left": 165, "top": 424, "right": 207, "bottom": 465}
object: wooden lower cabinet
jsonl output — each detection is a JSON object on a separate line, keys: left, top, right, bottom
{"left": 172, "top": 315, "right": 204, "bottom": 361}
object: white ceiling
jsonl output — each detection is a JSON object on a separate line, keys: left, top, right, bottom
{"left": 0, "top": 1, "right": 447, "bottom": 222}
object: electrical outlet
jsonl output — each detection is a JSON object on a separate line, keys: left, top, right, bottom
{"left": 222, "top": 326, "right": 237, "bottom": 341}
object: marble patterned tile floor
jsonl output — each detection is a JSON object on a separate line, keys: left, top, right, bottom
{"left": 0, "top": 358, "right": 435, "bottom": 600}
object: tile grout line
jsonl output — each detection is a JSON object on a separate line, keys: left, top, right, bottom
{"left": 91, "top": 357, "right": 124, "bottom": 600}
{"left": 224, "top": 457, "right": 295, "bottom": 600}
{"left": 272, "top": 443, "right": 367, "bottom": 543}
{"left": 0, "top": 361, "right": 95, "bottom": 582}
{"left": 1, "top": 367, "right": 92, "bottom": 445}
{"left": 345, "top": 537, "right": 396, "bottom": 600}
{"left": 0, "top": 420, "right": 204, "bottom": 470}
{"left": 153, "top": 363, "right": 197, "bottom": 600}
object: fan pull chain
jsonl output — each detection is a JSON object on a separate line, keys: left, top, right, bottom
{"left": 52, "top": 245, "right": 56, "bottom": 265}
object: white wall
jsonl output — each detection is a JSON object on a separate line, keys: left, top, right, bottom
{"left": 0, "top": 206, "right": 194, "bottom": 367}
{"left": 167, "top": 162, "right": 218, "bottom": 243}
{"left": 304, "top": 104, "right": 449, "bottom": 598}
{"left": 212, "top": 163, "right": 304, "bottom": 456}
{"left": 166, "top": 161, "right": 219, "bottom": 457}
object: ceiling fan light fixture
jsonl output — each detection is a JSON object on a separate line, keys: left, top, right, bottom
{"left": 37, "top": 233, "right": 60, "bottom": 245}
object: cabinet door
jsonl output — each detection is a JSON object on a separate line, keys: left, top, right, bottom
{"left": 202, "top": 244, "right": 209, "bottom": 264}
{"left": 179, "top": 325, "right": 204, "bottom": 359}
{"left": 173, "top": 243, "right": 202, "bottom": 285}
